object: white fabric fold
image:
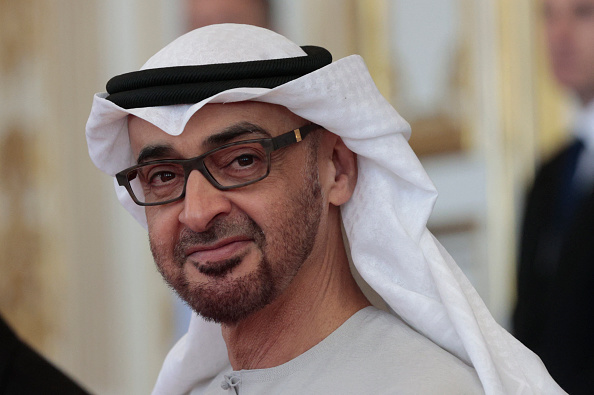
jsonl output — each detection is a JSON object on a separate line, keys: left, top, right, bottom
{"left": 85, "top": 24, "right": 565, "bottom": 395}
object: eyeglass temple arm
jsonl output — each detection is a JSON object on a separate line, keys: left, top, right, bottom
{"left": 272, "top": 124, "right": 321, "bottom": 150}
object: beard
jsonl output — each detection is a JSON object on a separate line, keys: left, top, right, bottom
{"left": 150, "top": 143, "right": 323, "bottom": 325}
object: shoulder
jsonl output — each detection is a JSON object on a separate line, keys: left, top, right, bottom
{"left": 524, "top": 140, "right": 580, "bottom": 211}
{"left": 296, "top": 307, "right": 484, "bottom": 394}
{"left": 533, "top": 140, "right": 580, "bottom": 185}
{"left": 360, "top": 309, "right": 480, "bottom": 384}
{"left": 202, "top": 307, "right": 484, "bottom": 395}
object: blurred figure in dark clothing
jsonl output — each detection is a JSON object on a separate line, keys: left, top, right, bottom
{"left": 513, "top": 1, "right": 594, "bottom": 393}
{"left": 0, "top": 314, "right": 89, "bottom": 395}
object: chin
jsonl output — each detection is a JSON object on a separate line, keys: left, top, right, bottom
{"left": 181, "top": 261, "right": 278, "bottom": 325}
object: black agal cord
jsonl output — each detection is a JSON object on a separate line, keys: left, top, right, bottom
{"left": 105, "top": 46, "right": 331, "bottom": 109}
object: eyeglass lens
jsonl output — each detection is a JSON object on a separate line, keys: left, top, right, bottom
{"left": 127, "top": 141, "right": 270, "bottom": 204}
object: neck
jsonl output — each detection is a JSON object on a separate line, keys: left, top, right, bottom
{"left": 220, "top": 208, "right": 370, "bottom": 370}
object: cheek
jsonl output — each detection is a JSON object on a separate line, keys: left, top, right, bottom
{"left": 234, "top": 185, "right": 294, "bottom": 243}
{"left": 146, "top": 206, "right": 181, "bottom": 258}
{"left": 236, "top": 195, "right": 279, "bottom": 237}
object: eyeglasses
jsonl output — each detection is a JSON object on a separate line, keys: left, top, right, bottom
{"left": 116, "top": 123, "right": 320, "bottom": 206}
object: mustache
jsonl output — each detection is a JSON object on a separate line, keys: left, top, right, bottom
{"left": 173, "top": 215, "right": 265, "bottom": 264}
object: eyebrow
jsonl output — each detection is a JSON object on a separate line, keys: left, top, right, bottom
{"left": 205, "top": 122, "right": 272, "bottom": 147}
{"left": 136, "top": 122, "right": 272, "bottom": 164}
{"left": 137, "top": 144, "right": 176, "bottom": 164}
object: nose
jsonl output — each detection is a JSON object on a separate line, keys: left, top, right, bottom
{"left": 178, "top": 170, "right": 232, "bottom": 232}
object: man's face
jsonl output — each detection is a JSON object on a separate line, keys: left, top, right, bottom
{"left": 544, "top": 0, "right": 594, "bottom": 101}
{"left": 127, "top": 102, "right": 324, "bottom": 325}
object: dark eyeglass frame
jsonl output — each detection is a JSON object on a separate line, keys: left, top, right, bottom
{"left": 116, "top": 123, "right": 320, "bottom": 206}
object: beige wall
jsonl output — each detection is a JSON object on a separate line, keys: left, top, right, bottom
{"left": 1, "top": 1, "right": 178, "bottom": 393}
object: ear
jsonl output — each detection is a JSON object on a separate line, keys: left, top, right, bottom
{"left": 325, "top": 134, "right": 358, "bottom": 206}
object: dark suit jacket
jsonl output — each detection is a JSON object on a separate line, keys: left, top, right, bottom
{"left": 0, "top": 315, "right": 90, "bottom": 395}
{"left": 513, "top": 139, "right": 594, "bottom": 395}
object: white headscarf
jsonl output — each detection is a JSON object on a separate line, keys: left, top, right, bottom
{"left": 86, "top": 24, "right": 565, "bottom": 395}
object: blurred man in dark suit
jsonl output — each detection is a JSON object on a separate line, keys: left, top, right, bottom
{"left": 513, "top": 1, "right": 594, "bottom": 393}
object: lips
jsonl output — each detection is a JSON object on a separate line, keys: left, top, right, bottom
{"left": 185, "top": 237, "right": 252, "bottom": 265}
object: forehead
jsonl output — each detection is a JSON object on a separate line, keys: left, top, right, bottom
{"left": 127, "top": 102, "right": 306, "bottom": 156}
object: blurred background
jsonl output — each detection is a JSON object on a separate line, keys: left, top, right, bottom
{"left": 0, "top": 0, "right": 576, "bottom": 393}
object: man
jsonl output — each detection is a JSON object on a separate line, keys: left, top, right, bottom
{"left": 87, "top": 24, "right": 563, "bottom": 394}
{"left": 513, "top": 0, "right": 594, "bottom": 393}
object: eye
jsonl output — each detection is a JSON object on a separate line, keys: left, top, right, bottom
{"left": 205, "top": 144, "right": 267, "bottom": 182}
{"left": 235, "top": 154, "right": 255, "bottom": 167}
{"left": 139, "top": 164, "right": 184, "bottom": 187}
{"left": 150, "top": 170, "right": 177, "bottom": 185}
